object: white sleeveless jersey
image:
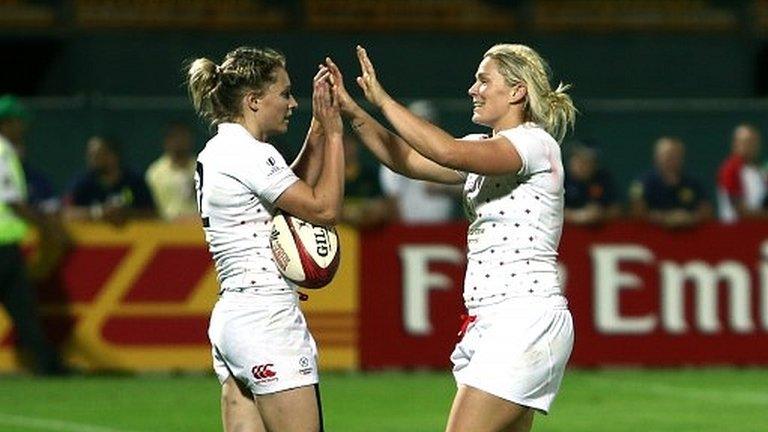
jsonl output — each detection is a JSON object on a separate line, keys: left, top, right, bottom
{"left": 460, "top": 123, "right": 565, "bottom": 308}
{"left": 195, "top": 123, "right": 299, "bottom": 294}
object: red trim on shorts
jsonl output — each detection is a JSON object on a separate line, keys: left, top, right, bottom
{"left": 458, "top": 314, "right": 477, "bottom": 339}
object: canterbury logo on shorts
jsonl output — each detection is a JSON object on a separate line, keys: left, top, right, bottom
{"left": 251, "top": 363, "right": 277, "bottom": 380}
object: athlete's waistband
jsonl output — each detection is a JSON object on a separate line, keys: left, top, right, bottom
{"left": 218, "top": 286, "right": 299, "bottom": 304}
{"left": 466, "top": 294, "right": 569, "bottom": 315}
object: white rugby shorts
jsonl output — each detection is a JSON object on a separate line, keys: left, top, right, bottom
{"left": 208, "top": 292, "right": 319, "bottom": 396}
{"left": 451, "top": 294, "right": 574, "bottom": 414}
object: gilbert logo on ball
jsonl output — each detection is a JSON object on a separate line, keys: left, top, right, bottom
{"left": 270, "top": 212, "right": 340, "bottom": 289}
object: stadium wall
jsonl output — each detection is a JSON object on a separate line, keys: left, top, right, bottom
{"left": 32, "top": 33, "right": 756, "bottom": 98}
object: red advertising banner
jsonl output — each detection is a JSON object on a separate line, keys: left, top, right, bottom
{"left": 360, "top": 223, "right": 468, "bottom": 369}
{"left": 1, "top": 222, "right": 359, "bottom": 372}
{"left": 359, "top": 221, "right": 768, "bottom": 368}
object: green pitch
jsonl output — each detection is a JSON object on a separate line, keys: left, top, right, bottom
{"left": 0, "top": 369, "right": 766, "bottom": 431}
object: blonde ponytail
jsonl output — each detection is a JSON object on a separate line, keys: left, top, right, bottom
{"left": 544, "top": 83, "right": 576, "bottom": 143}
{"left": 187, "top": 58, "right": 221, "bottom": 127}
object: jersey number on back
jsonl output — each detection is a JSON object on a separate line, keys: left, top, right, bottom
{"left": 195, "top": 161, "right": 210, "bottom": 227}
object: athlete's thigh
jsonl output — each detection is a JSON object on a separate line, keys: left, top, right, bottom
{"left": 221, "top": 376, "right": 266, "bottom": 432}
{"left": 503, "top": 409, "right": 533, "bottom": 432}
{"left": 256, "top": 384, "right": 321, "bottom": 432}
{"left": 445, "top": 384, "right": 531, "bottom": 432}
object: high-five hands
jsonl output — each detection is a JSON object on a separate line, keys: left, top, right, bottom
{"left": 312, "top": 65, "right": 342, "bottom": 135}
{"left": 324, "top": 57, "right": 358, "bottom": 115}
{"left": 354, "top": 45, "right": 392, "bottom": 108}
{"left": 318, "top": 45, "right": 390, "bottom": 113}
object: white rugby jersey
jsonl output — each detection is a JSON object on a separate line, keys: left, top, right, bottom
{"left": 195, "top": 123, "right": 299, "bottom": 294}
{"left": 460, "top": 122, "right": 565, "bottom": 308}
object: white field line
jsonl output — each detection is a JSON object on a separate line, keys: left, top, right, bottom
{"left": 0, "top": 412, "right": 139, "bottom": 432}
{"left": 584, "top": 375, "right": 768, "bottom": 406}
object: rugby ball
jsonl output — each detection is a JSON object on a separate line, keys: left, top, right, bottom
{"left": 270, "top": 212, "right": 340, "bottom": 289}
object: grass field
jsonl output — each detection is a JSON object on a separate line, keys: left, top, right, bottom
{"left": 0, "top": 369, "right": 766, "bottom": 431}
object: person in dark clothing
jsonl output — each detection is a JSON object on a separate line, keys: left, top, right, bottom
{"left": 63, "top": 135, "right": 156, "bottom": 225}
{"left": 564, "top": 145, "right": 621, "bottom": 225}
{"left": 629, "top": 136, "right": 712, "bottom": 229}
{"left": 340, "top": 133, "right": 396, "bottom": 229}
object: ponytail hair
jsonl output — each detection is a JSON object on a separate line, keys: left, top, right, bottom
{"left": 186, "top": 47, "right": 286, "bottom": 128}
{"left": 187, "top": 58, "right": 220, "bottom": 126}
{"left": 484, "top": 44, "right": 576, "bottom": 143}
{"left": 544, "top": 82, "right": 577, "bottom": 144}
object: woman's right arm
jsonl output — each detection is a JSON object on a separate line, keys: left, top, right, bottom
{"left": 274, "top": 74, "right": 345, "bottom": 226}
{"left": 326, "top": 58, "right": 464, "bottom": 185}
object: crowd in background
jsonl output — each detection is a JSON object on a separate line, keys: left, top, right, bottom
{"left": 565, "top": 123, "right": 765, "bottom": 229}
{"left": 2, "top": 94, "right": 767, "bottom": 233}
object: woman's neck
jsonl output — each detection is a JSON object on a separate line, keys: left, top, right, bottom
{"left": 236, "top": 116, "right": 266, "bottom": 141}
{"left": 492, "top": 111, "right": 527, "bottom": 135}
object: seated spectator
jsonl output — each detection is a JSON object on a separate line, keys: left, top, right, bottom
{"left": 717, "top": 123, "right": 766, "bottom": 223}
{"left": 145, "top": 122, "right": 198, "bottom": 221}
{"left": 64, "top": 135, "right": 156, "bottom": 225}
{"left": 342, "top": 133, "right": 396, "bottom": 229}
{"left": 564, "top": 144, "right": 621, "bottom": 225}
{"left": 629, "top": 136, "right": 711, "bottom": 229}
{"left": 378, "top": 100, "right": 460, "bottom": 225}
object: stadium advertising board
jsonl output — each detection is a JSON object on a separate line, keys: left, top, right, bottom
{"left": 0, "top": 223, "right": 359, "bottom": 372}
{"left": 360, "top": 221, "right": 768, "bottom": 368}
{"left": 2, "top": 221, "right": 767, "bottom": 372}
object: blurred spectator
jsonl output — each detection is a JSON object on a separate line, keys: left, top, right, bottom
{"left": 145, "top": 122, "right": 198, "bottom": 221}
{"left": 0, "top": 95, "right": 58, "bottom": 212}
{"left": 64, "top": 135, "right": 156, "bottom": 226}
{"left": 379, "top": 100, "right": 460, "bottom": 224}
{"left": 0, "top": 101, "right": 67, "bottom": 375}
{"left": 717, "top": 123, "right": 766, "bottom": 223}
{"left": 342, "top": 133, "right": 396, "bottom": 229}
{"left": 628, "top": 136, "right": 711, "bottom": 229}
{"left": 563, "top": 144, "right": 621, "bottom": 225}
{"left": 0, "top": 95, "right": 69, "bottom": 282}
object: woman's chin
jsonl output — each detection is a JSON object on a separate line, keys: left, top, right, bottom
{"left": 470, "top": 113, "right": 488, "bottom": 127}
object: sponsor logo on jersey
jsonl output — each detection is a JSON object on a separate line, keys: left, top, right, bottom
{"left": 265, "top": 156, "right": 284, "bottom": 176}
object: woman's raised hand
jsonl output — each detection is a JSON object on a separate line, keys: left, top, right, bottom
{"left": 324, "top": 57, "right": 358, "bottom": 115}
{"left": 312, "top": 66, "right": 342, "bottom": 136}
{"left": 355, "top": 45, "right": 392, "bottom": 108}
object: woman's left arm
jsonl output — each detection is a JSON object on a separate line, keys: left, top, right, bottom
{"left": 381, "top": 98, "right": 521, "bottom": 176}
{"left": 291, "top": 66, "right": 336, "bottom": 186}
{"left": 355, "top": 46, "right": 522, "bottom": 176}
{"left": 291, "top": 117, "right": 324, "bottom": 186}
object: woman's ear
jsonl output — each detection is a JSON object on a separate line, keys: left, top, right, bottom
{"left": 509, "top": 83, "right": 527, "bottom": 105}
{"left": 245, "top": 91, "right": 260, "bottom": 112}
